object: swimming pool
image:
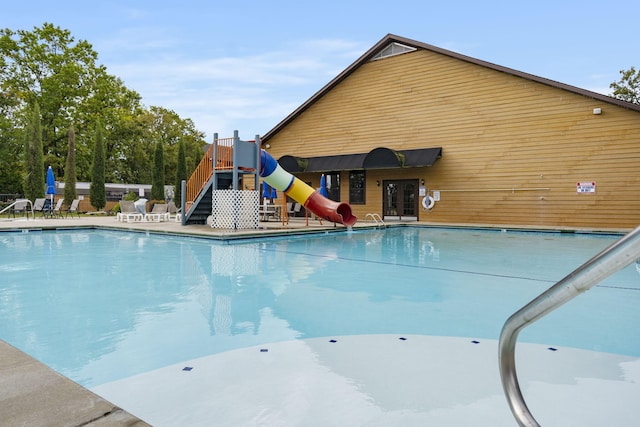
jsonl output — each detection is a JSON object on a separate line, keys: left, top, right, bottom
{"left": 1, "top": 226, "right": 639, "bottom": 425}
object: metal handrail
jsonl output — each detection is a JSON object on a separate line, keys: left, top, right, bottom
{"left": 499, "top": 225, "right": 640, "bottom": 426}
{"left": 365, "top": 213, "right": 385, "bottom": 227}
{"left": 0, "top": 198, "right": 34, "bottom": 219}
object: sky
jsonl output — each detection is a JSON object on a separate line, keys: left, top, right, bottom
{"left": 2, "top": 1, "right": 638, "bottom": 140}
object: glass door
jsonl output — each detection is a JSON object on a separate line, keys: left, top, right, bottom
{"left": 382, "top": 180, "right": 418, "bottom": 220}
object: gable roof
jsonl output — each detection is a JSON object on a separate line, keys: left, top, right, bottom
{"left": 262, "top": 33, "right": 640, "bottom": 143}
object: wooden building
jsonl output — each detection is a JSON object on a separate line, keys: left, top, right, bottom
{"left": 260, "top": 34, "right": 640, "bottom": 229}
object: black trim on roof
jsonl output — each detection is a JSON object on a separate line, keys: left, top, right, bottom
{"left": 261, "top": 34, "right": 640, "bottom": 143}
{"left": 278, "top": 147, "right": 441, "bottom": 173}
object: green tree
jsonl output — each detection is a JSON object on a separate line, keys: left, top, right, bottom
{"left": 63, "top": 124, "right": 77, "bottom": 207}
{"left": 23, "top": 102, "right": 44, "bottom": 202}
{"left": 175, "top": 138, "right": 187, "bottom": 204}
{"left": 139, "top": 106, "right": 205, "bottom": 187}
{"left": 0, "top": 23, "right": 146, "bottom": 183}
{"left": 1, "top": 23, "right": 99, "bottom": 177}
{"left": 0, "top": 111, "right": 22, "bottom": 194}
{"left": 89, "top": 122, "right": 106, "bottom": 210}
{"left": 610, "top": 67, "right": 640, "bottom": 105}
{"left": 151, "top": 142, "right": 165, "bottom": 200}
{"left": 77, "top": 71, "right": 145, "bottom": 182}
{"left": 1, "top": 23, "right": 207, "bottom": 189}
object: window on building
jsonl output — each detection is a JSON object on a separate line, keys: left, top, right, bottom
{"left": 371, "top": 42, "right": 416, "bottom": 61}
{"left": 349, "top": 171, "right": 365, "bottom": 204}
{"left": 326, "top": 172, "right": 340, "bottom": 201}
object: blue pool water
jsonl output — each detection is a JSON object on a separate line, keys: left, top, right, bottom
{"left": 0, "top": 227, "right": 638, "bottom": 388}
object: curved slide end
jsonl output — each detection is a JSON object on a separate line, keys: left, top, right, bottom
{"left": 259, "top": 149, "right": 357, "bottom": 227}
{"left": 306, "top": 192, "right": 357, "bottom": 227}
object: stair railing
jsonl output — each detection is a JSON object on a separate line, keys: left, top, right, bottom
{"left": 185, "top": 144, "right": 214, "bottom": 212}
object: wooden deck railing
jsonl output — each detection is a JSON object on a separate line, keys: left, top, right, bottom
{"left": 184, "top": 137, "right": 235, "bottom": 211}
{"left": 216, "top": 137, "right": 234, "bottom": 171}
{"left": 185, "top": 144, "right": 213, "bottom": 210}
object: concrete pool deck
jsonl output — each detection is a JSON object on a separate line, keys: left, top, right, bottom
{"left": 0, "top": 215, "right": 634, "bottom": 426}
{"left": 0, "top": 339, "right": 151, "bottom": 426}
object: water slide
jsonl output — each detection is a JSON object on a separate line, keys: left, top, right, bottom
{"left": 259, "top": 149, "right": 357, "bottom": 227}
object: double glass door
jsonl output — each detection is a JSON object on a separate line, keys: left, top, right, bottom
{"left": 382, "top": 179, "right": 418, "bottom": 220}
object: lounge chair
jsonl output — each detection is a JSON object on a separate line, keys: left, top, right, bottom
{"left": 144, "top": 203, "right": 169, "bottom": 222}
{"left": 33, "top": 198, "right": 46, "bottom": 217}
{"left": 51, "top": 199, "right": 64, "bottom": 218}
{"left": 10, "top": 199, "right": 31, "bottom": 218}
{"left": 258, "top": 200, "right": 279, "bottom": 221}
{"left": 167, "top": 201, "right": 181, "bottom": 222}
{"left": 64, "top": 199, "right": 81, "bottom": 218}
{"left": 117, "top": 200, "right": 143, "bottom": 222}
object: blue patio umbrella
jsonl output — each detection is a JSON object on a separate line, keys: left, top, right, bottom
{"left": 261, "top": 181, "right": 272, "bottom": 211}
{"left": 262, "top": 181, "right": 277, "bottom": 200}
{"left": 261, "top": 181, "right": 270, "bottom": 198}
{"left": 319, "top": 174, "right": 328, "bottom": 198}
{"left": 45, "top": 166, "right": 56, "bottom": 207}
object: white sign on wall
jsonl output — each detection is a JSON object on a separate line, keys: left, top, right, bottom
{"left": 576, "top": 181, "right": 596, "bottom": 194}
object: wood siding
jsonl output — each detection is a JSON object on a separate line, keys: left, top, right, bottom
{"left": 264, "top": 49, "right": 640, "bottom": 229}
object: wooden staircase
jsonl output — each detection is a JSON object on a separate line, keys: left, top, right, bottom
{"left": 182, "top": 138, "right": 235, "bottom": 225}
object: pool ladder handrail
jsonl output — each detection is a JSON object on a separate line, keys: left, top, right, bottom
{"left": 365, "top": 213, "right": 385, "bottom": 227}
{"left": 0, "top": 198, "right": 34, "bottom": 218}
{"left": 499, "top": 225, "right": 640, "bottom": 427}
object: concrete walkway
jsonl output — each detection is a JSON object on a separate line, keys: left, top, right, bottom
{"left": 0, "top": 213, "right": 346, "bottom": 238}
{"left": 0, "top": 340, "right": 151, "bottom": 426}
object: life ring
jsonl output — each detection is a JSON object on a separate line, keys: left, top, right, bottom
{"left": 422, "top": 195, "right": 435, "bottom": 210}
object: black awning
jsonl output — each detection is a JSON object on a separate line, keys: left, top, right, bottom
{"left": 402, "top": 147, "right": 442, "bottom": 167}
{"left": 363, "top": 147, "right": 405, "bottom": 169}
{"left": 278, "top": 155, "right": 308, "bottom": 173}
{"left": 278, "top": 147, "right": 441, "bottom": 173}
{"left": 278, "top": 153, "right": 367, "bottom": 173}
{"left": 363, "top": 147, "right": 442, "bottom": 169}
{"left": 306, "top": 153, "right": 367, "bottom": 172}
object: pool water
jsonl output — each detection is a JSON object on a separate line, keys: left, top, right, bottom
{"left": 0, "top": 227, "right": 638, "bottom": 390}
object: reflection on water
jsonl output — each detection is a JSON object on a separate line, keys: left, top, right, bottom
{"left": 0, "top": 228, "right": 638, "bottom": 387}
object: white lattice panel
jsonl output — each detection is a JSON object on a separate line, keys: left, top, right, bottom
{"left": 237, "top": 190, "right": 260, "bottom": 228}
{"left": 211, "top": 189, "right": 259, "bottom": 229}
{"left": 210, "top": 244, "right": 261, "bottom": 276}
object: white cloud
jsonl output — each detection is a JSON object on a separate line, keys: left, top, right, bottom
{"left": 98, "top": 33, "right": 364, "bottom": 138}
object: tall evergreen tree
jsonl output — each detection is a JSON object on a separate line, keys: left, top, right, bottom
{"left": 23, "top": 102, "right": 44, "bottom": 202}
{"left": 89, "top": 121, "right": 106, "bottom": 210}
{"left": 63, "top": 124, "right": 77, "bottom": 207}
{"left": 151, "top": 142, "right": 165, "bottom": 200}
{"left": 0, "top": 106, "right": 22, "bottom": 194}
{"left": 175, "top": 138, "right": 187, "bottom": 204}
